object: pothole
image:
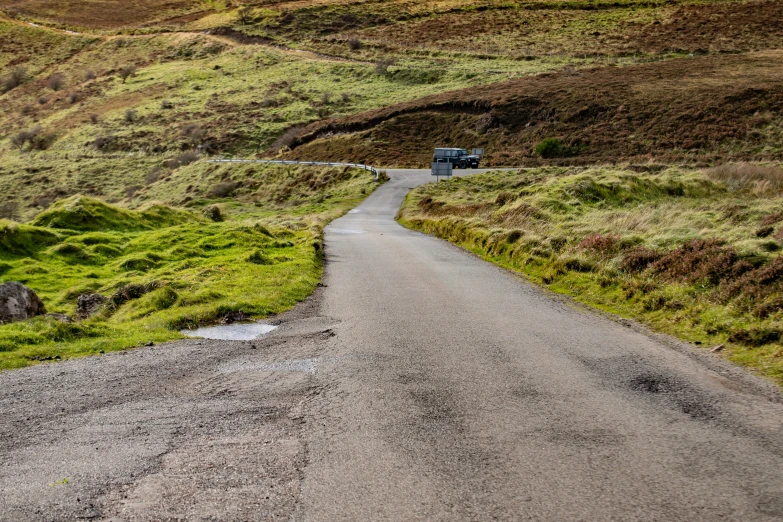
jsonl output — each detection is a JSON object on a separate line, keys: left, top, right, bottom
{"left": 181, "top": 322, "right": 278, "bottom": 341}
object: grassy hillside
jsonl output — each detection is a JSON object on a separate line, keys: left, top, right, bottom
{"left": 0, "top": 13, "right": 550, "bottom": 220}
{"left": 2, "top": 0, "right": 783, "bottom": 380}
{"left": 0, "top": 164, "right": 381, "bottom": 369}
{"left": 286, "top": 50, "right": 783, "bottom": 166}
{"left": 399, "top": 164, "right": 783, "bottom": 383}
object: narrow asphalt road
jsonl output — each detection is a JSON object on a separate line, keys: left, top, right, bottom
{"left": 2, "top": 169, "right": 783, "bottom": 521}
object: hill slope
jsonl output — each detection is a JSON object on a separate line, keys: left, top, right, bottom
{"left": 286, "top": 50, "right": 783, "bottom": 166}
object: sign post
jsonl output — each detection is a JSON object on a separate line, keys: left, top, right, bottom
{"left": 472, "top": 148, "right": 485, "bottom": 157}
{"left": 432, "top": 162, "right": 453, "bottom": 186}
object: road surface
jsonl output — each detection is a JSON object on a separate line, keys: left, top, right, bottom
{"left": 1, "top": 169, "right": 782, "bottom": 521}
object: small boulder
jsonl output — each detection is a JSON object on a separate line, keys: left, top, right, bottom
{"left": 76, "top": 293, "right": 107, "bottom": 319}
{"left": 0, "top": 282, "right": 46, "bottom": 324}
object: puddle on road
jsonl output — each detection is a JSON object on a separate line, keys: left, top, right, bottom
{"left": 181, "top": 322, "right": 278, "bottom": 341}
{"left": 348, "top": 209, "right": 361, "bottom": 214}
{"left": 331, "top": 228, "right": 366, "bottom": 234}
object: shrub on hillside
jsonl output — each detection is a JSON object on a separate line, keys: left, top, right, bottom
{"left": 181, "top": 124, "right": 205, "bottom": 146}
{"left": 124, "top": 109, "right": 138, "bottom": 123}
{"left": 47, "top": 73, "right": 65, "bottom": 91}
{"left": 11, "top": 127, "right": 39, "bottom": 151}
{"left": 10, "top": 126, "right": 51, "bottom": 151}
{"left": 535, "top": 138, "right": 566, "bottom": 159}
{"left": 30, "top": 130, "right": 56, "bottom": 151}
{"left": 2, "top": 66, "right": 27, "bottom": 92}
{"left": 203, "top": 205, "right": 223, "bottom": 222}
{"left": 347, "top": 38, "right": 362, "bottom": 51}
{"left": 118, "top": 65, "right": 136, "bottom": 83}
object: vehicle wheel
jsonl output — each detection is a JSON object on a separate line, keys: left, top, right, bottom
{"left": 459, "top": 160, "right": 467, "bottom": 169}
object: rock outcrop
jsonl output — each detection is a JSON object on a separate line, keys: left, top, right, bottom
{"left": 0, "top": 282, "right": 46, "bottom": 324}
{"left": 76, "top": 293, "right": 107, "bottom": 319}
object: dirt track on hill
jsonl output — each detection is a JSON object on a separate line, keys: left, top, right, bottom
{"left": 1, "top": 169, "right": 783, "bottom": 521}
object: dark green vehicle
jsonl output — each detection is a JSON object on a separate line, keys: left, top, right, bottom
{"left": 433, "top": 148, "right": 481, "bottom": 169}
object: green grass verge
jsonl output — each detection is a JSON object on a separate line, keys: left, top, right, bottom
{"left": 0, "top": 164, "right": 381, "bottom": 370}
{"left": 398, "top": 165, "right": 783, "bottom": 385}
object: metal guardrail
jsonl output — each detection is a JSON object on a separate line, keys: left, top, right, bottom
{"left": 209, "top": 159, "right": 380, "bottom": 181}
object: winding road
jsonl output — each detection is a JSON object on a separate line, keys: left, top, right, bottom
{"left": 1, "top": 169, "right": 782, "bottom": 521}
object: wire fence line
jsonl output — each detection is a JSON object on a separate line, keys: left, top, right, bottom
{"left": 208, "top": 159, "right": 380, "bottom": 180}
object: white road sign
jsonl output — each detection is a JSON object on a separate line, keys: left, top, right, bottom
{"left": 432, "top": 162, "right": 453, "bottom": 177}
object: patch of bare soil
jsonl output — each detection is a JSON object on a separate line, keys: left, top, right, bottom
{"left": 282, "top": 51, "right": 783, "bottom": 167}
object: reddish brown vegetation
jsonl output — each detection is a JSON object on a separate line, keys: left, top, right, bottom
{"left": 284, "top": 51, "right": 783, "bottom": 166}
{"left": 621, "top": 245, "right": 662, "bottom": 273}
{"left": 4, "top": 0, "right": 199, "bottom": 28}
{"left": 354, "top": 0, "right": 783, "bottom": 57}
{"left": 650, "top": 239, "right": 752, "bottom": 286}
{"left": 578, "top": 233, "right": 620, "bottom": 257}
{"left": 632, "top": 1, "right": 783, "bottom": 55}
{"left": 620, "top": 240, "right": 783, "bottom": 341}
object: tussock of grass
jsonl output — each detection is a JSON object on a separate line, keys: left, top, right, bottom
{"left": 705, "top": 163, "right": 783, "bottom": 196}
{"left": 399, "top": 166, "right": 783, "bottom": 384}
{"left": 31, "top": 196, "right": 197, "bottom": 231}
{"left": 0, "top": 220, "right": 61, "bottom": 255}
{"left": 0, "top": 165, "right": 380, "bottom": 370}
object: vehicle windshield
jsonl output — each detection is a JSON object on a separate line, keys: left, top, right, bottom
{"left": 460, "top": 149, "right": 468, "bottom": 155}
